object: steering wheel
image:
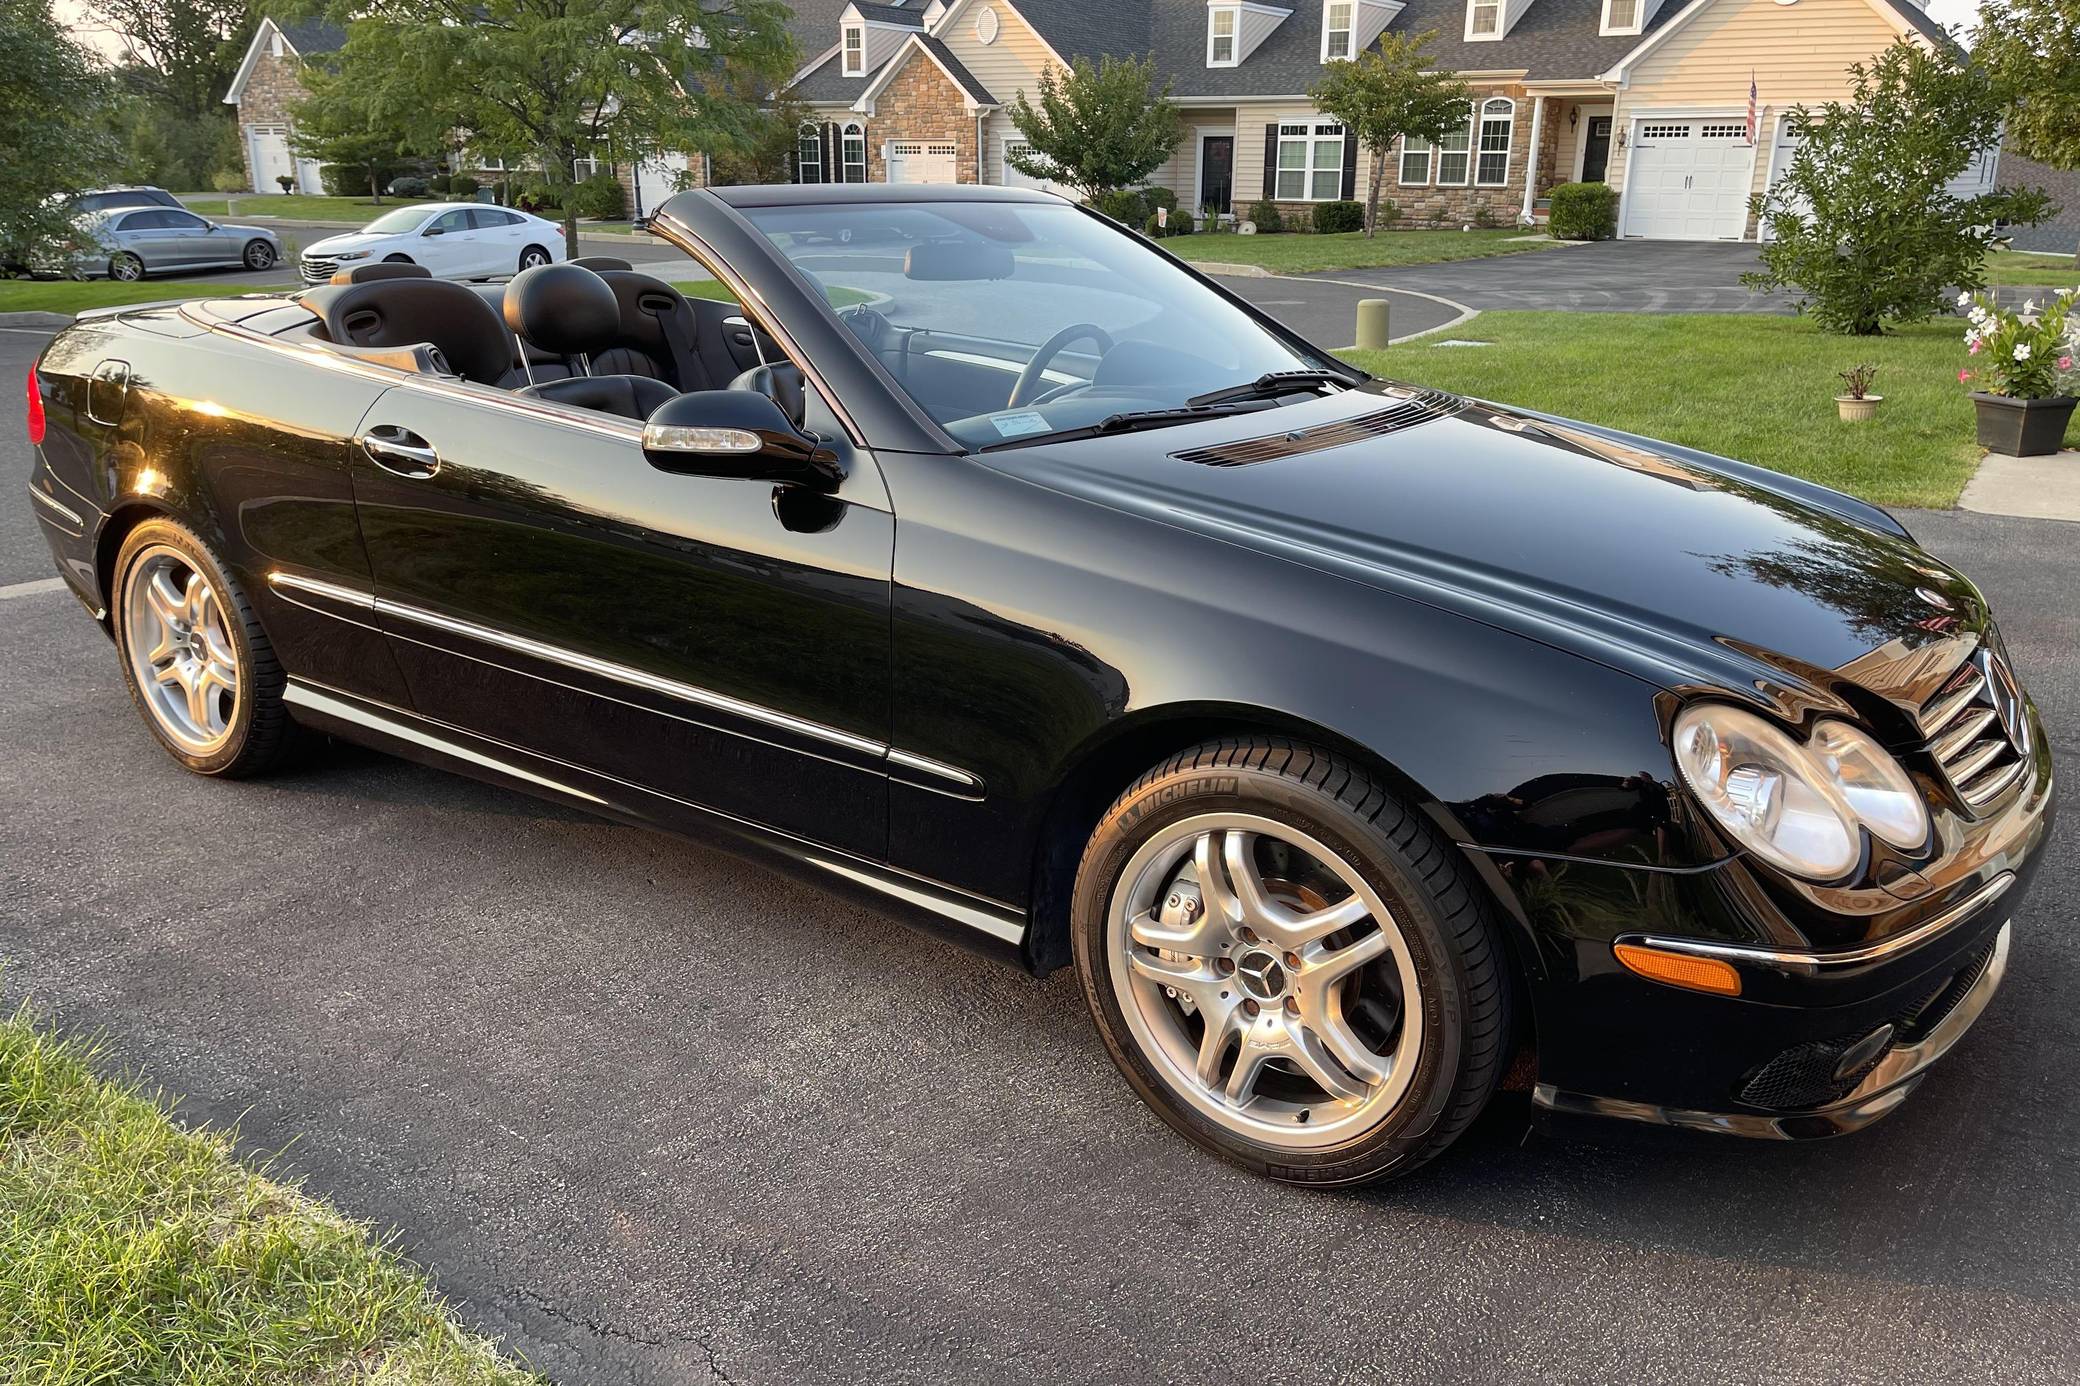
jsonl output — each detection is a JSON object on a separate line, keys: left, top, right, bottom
{"left": 1009, "top": 323, "right": 1114, "bottom": 409}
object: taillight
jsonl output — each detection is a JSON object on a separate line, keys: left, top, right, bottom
{"left": 25, "top": 364, "right": 44, "bottom": 446}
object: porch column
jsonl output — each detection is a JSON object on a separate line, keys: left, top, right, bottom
{"left": 1520, "top": 95, "right": 1546, "bottom": 226}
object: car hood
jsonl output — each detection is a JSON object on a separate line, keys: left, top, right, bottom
{"left": 303, "top": 231, "right": 403, "bottom": 255}
{"left": 988, "top": 385, "right": 1986, "bottom": 728}
{"left": 216, "top": 222, "right": 276, "bottom": 239}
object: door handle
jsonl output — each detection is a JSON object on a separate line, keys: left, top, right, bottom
{"left": 359, "top": 426, "right": 440, "bottom": 479}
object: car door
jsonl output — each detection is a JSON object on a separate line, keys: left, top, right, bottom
{"left": 471, "top": 208, "right": 523, "bottom": 272}
{"left": 111, "top": 210, "right": 174, "bottom": 268}
{"left": 417, "top": 209, "right": 478, "bottom": 277}
{"left": 343, "top": 381, "right": 896, "bottom": 859}
{"left": 156, "top": 210, "right": 220, "bottom": 268}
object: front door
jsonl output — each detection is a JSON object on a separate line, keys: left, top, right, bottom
{"left": 418, "top": 207, "right": 483, "bottom": 277}
{"left": 1581, "top": 117, "right": 1612, "bottom": 183}
{"left": 1199, "top": 136, "right": 1234, "bottom": 215}
{"left": 345, "top": 384, "right": 895, "bottom": 859}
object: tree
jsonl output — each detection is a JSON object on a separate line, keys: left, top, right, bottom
{"left": 1743, "top": 41, "right": 2051, "bottom": 335}
{"left": 708, "top": 83, "right": 812, "bottom": 185}
{"left": 1975, "top": 0, "right": 2080, "bottom": 263}
{"left": 86, "top": 0, "right": 251, "bottom": 118}
{"left": 1, "top": 0, "right": 117, "bottom": 272}
{"left": 289, "top": 61, "right": 440, "bottom": 201}
{"left": 1005, "top": 54, "right": 1181, "bottom": 203}
{"left": 285, "top": 0, "right": 797, "bottom": 256}
{"left": 1309, "top": 33, "right": 1470, "bottom": 236}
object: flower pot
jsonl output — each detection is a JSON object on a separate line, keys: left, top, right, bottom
{"left": 1835, "top": 394, "right": 1882, "bottom": 423}
{"left": 1971, "top": 392, "right": 2078, "bottom": 456}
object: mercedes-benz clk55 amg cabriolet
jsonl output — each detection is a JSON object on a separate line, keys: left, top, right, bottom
{"left": 23, "top": 186, "right": 2054, "bottom": 1184}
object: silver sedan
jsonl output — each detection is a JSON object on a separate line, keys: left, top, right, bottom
{"left": 84, "top": 207, "right": 285, "bottom": 280}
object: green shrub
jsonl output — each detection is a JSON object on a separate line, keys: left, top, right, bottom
{"left": 209, "top": 170, "right": 244, "bottom": 193}
{"left": 1142, "top": 212, "right": 1165, "bottom": 239}
{"left": 1312, "top": 200, "right": 1363, "bottom": 234}
{"left": 1547, "top": 181, "right": 1618, "bottom": 240}
{"left": 1092, "top": 188, "right": 1145, "bottom": 224}
{"left": 386, "top": 175, "right": 430, "bottom": 198}
{"left": 569, "top": 173, "right": 628, "bottom": 220}
{"left": 428, "top": 173, "right": 454, "bottom": 194}
{"left": 1140, "top": 186, "right": 1177, "bottom": 214}
{"left": 1373, "top": 197, "right": 1400, "bottom": 229}
{"left": 1169, "top": 209, "right": 1194, "bottom": 235}
{"left": 451, "top": 175, "right": 481, "bottom": 198}
{"left": 1247, "top": 199, "right": 1283, "bottom": 233}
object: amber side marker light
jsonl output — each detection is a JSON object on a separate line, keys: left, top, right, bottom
{"left": 1613, "top": 943, "right": 1743, "bottom": 997}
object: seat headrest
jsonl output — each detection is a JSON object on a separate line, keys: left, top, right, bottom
{"left": 505, "top": 263, "right": 620, "bottom": 358}
{"left": 330, "top": 261, "right": 433, "bottom": 286}
{"left": 300, "top": 279, "right": 512, "bottom": 386}
{"left": 569, "top": 255, "right": 634, "bottom": 273}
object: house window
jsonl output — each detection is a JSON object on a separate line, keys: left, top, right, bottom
{"left": 1603, "top": 0, "right": 1641, "bottom": 29}
{"left": 797, "top": 123, "right": 822, "bottom": 183}
{"left": 1435, "top": 103, "right": 1474, "bottom": 185}
{"left": 1323, "top": 1, "right": 1354, "bottom": 60}
{"left": 841, "top": 121, "right": 867, "bottom": 182}
{"left": 1399, "top": 135, "right": 1431, "bottom": 185}
{"left": 1275, "top": 121, "right": 1345, "bottom": 201}
{"left": 1475, "top": 98, "right": 1514, "bottom": 186}
{"left": 1208, "top": 7, "right": 1237, "bottom": 66}
{"left": 1468, "top": 0, "right": 1501, "bottom": 37}
{"left": 842, "top": 24, "right": 864, "bottom": 75}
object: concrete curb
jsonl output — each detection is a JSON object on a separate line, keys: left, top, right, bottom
{"left": 0, "top": 312, "right": 73, "bottom": 330}
{"left": 1188, "top": 260, "right": 1273, "bottom": 278}
{"left": 1260, "top": 274, "right": 1480, "bottom": 349}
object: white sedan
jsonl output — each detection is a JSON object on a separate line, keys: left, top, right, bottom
{"left": 299, "top": 202, "right": 566, "bottom": 285}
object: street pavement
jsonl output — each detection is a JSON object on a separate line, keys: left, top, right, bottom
{"left": 1327, "top": 240, "right": 1795, "bottom": 314}
{"left": 5, "top": 323, "right": 2077, "bottom": 1384}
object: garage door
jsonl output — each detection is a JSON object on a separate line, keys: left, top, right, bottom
{"left": 1623, "top": 120, "right": 1752, "bottom": 240}
{"left": 248, "top": 125, "right": 296, "bottom": 195}
{"left": 886, "top": 142, "right": 959, "bottom": 185}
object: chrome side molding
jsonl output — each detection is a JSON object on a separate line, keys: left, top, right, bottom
{"left": 266, "top": 570, "right": 986, "bottom": 795}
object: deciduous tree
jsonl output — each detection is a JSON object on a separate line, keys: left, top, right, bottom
{"left": 1004, "top": 54, "right": 1181, "bottom": 203}
{"left": 1310, "top": 32, "right": 1470, "bottom": 237}
{"left": 1, "top": 0, "right": 117, "bottom": 271}
{"left": 1975, "top": 0, "right": 2080, "bottom": 263}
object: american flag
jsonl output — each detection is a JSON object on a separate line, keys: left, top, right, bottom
{"left": 1745, "top": 72, "right": 1759, "bottom": 144}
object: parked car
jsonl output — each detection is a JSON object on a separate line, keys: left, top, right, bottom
{"left": 299, "top": 203, "right": 564, "bottom": 285}
{"left": 65, "top": 185, "right": 185, "bottom": 216}
{"left": 76, "top": 207, "right": 284, "bottom": 280}
{"left": 24, "top": 185, "right": 2052, "bottom": 1185}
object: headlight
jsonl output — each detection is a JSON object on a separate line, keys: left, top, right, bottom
{"left": 1672, "top": 704, "right": 1929, "bottom": 881}
{"left": 332, "top": 250, "right": 370, "bottom": 261}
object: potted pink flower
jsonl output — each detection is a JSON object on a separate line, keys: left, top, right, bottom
{"left": 1957, "top": 287, "right": 2078, "bottom": 456}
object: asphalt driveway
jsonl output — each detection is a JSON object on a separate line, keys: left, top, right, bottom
{"left": 1325, "top": 239, "right": 1792, "bottom": 314}
{"left": 4, "top": 323, "right": 2077, "bottom": 1384}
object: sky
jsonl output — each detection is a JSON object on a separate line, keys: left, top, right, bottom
{"left": 55, "top": 0, "right": 1990, "bottom": 63}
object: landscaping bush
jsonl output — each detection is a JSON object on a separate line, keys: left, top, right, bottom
{"left": 428, "top": 173, "right": 454, "bottom": 194}
{"left": 1247, "top": 199, "right": 1283, "bottom": 233}
{"left": 451, "top": 175, "right": 481, "bottom": 198}
{"left": 515, "top": 182, "right": 563, "bottom": 214}
{"left": 1143, "top": 212, "right": 1165, "bottom": 239}
{"left": 1140, "top": 186, "right": 1178, "bottom": 215}
{"left": 569, "top": 173, "right": 628, "bottom": 220}
{"left": 386, "top": 175, "right": 430, "bottom": 198}
{"left": 1547, "top": 181, "right": 1617, "bottom": 240}
{"left": 1091, "top": 188, "right": 1145, "bottom": 224}
{"left": 209, "top": 170, "right": 244, "bottom": 193}
{"left": 1312, "top": 200, "right": 1364, "bottom": 234}
{"left": 1169, "top": 209, "right": 1194, "bottom": 235}
{"left": 1373, "top": 197, "right": 1401, "bottom": 229}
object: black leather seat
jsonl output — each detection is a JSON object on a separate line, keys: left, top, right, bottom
{"left": 504, "top": 263, "right": 678, "bottom": 422}
{"left": 300, "top": 278, "right": 511, "bottom": 385}
{"left": 329, "top": 261, "right": 432, "bottom": 286}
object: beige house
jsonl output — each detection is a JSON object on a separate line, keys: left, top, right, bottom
{"left": 780, "top": 0, "right": 1970, "bottom": 239}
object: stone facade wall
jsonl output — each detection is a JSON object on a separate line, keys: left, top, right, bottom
{"left": 1385, "top": 85, "right": 1536, "bottom": 229}
{"left": 1535, "top": 104, "right": 1568, "bottom": 199}
{"left": 863, "top": 56, "right": 977, "bottom": 184}
{"left": 235, "top": 44, "right": 309, "bottom": 190}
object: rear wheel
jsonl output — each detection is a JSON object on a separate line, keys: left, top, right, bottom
{"left": 109, "top": 252, "right": 144, "bottom": 282}
{"left": 113, "top": 519, "right": 296, "bottom": 778}
{"left": 1073, "top": 738, "right": 1511, "bottom": 1185}
{"left": 518, "top": 244, "right": 552, "bottom": 271}
{"left": 243, "top": 239, "right": 276, "bottom": 270}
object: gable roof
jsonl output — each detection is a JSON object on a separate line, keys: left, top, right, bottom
{"left": 223, "top": 16, "right": 346, "bottom": 106}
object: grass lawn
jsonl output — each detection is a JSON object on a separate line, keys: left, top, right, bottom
{"left": 0, "top": 1005, "right": 540, "bottom": 1383}
{"left": 1343, "top": 313, "right": 1982, "bottom": 509}
{"left": 183, "top": 194, "right": 437, "bottom": 223}
{"left": 0, "top": 278, "right": 290, "bottom": 314}
{"left": 1981, "top": 251, "right": 2080, "bottom": 290}
{"left": 1169, "top": 227, "right": 1554, "bottom": 274}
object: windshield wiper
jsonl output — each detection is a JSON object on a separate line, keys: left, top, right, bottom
{"left": 976, "top": 401, "right": 1265, "bottom": 452}
{"left": 1186, "top": 369, "right": 1350, "bottom": 408}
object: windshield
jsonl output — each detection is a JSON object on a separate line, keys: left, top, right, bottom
{"left": 363, "top": 207, "right": 434, "bottom": 234}
{"left": 741, "top": 201, "right": 1334, "bottom": 448}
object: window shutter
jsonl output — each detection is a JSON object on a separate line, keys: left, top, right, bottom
{"left": 1262, "top": 124, "right": 1278, "bottom": 201}
{"left": 824, "top": 122, "right": 840, "bottom": 183}
{"left": 1341, "top": 131, "right": 1358, "bottom": 200}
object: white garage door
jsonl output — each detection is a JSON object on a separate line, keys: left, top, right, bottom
{"left": 886, "top": 142, "right": 959, "bottom": 185}
{"left": 248, "top": 125, "right": 296, "bottom": 194}
{"left": 1623, "top": 119, "right": 1753, "bottom": 240}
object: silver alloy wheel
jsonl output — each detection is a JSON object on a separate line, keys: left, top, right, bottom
{"left": 245, "top": 241, "right": 275, "bottom": 269}
{"left": 122, "top": 545, "right": 239, "bottom": 754}
{"left": 521, "top": 247, "right": 551, "bottom": 269}
{"left": 110, "top": 253, "right": 143, "bottom": 282}
{"left": 1106, "top": 812, "right": 1424, "bottom": 1149}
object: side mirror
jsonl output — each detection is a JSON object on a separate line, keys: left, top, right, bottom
{"left": 641, "top": 390, "right": 841, "bottom": 490}
{"left": 423, "top": 225, "right": 444, "bottom": 236}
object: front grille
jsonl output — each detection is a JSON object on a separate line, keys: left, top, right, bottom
{"left": 299, "top": 254, "right": 340, "bottom": 286}
{"left": 1736, "top": 938, "right": 2001, "bottom": 1111}
{"left": 1918, "top": 645, "right": 2031, "bottom": 813}
{"left": 1170, "top": 388, "right": 1464, "bottom": 467}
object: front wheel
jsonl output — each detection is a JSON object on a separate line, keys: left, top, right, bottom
{"left": 109, "top": 252, "right": 145, "bottom": 282}
{"left": 518, "top": 244, "right": 551, "bottom": 271}
{"left": 1073, "top": 738, "right": 1512, "bottom": 1186}
{"left": 243, "top": 239, "right": 276, "bottom": 270}
{"left": 113, "top": 519, "right": 297, "bottom": 777}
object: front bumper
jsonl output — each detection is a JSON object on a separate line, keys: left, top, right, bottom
{"left": 1534, "top": 918, "right": 2012, "bottom": 1139}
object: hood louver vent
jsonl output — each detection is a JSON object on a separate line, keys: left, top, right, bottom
{"left": 1171, "top": 389, "right": 1465, "bottom": 467}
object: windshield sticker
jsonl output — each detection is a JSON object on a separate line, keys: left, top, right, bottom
{"left": 991, "top": 411, "right": 1052, "bottom": 438}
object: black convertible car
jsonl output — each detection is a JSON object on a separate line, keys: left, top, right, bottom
{"left": 24, "top": 185, "right": 2053, "bottom": 1184}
